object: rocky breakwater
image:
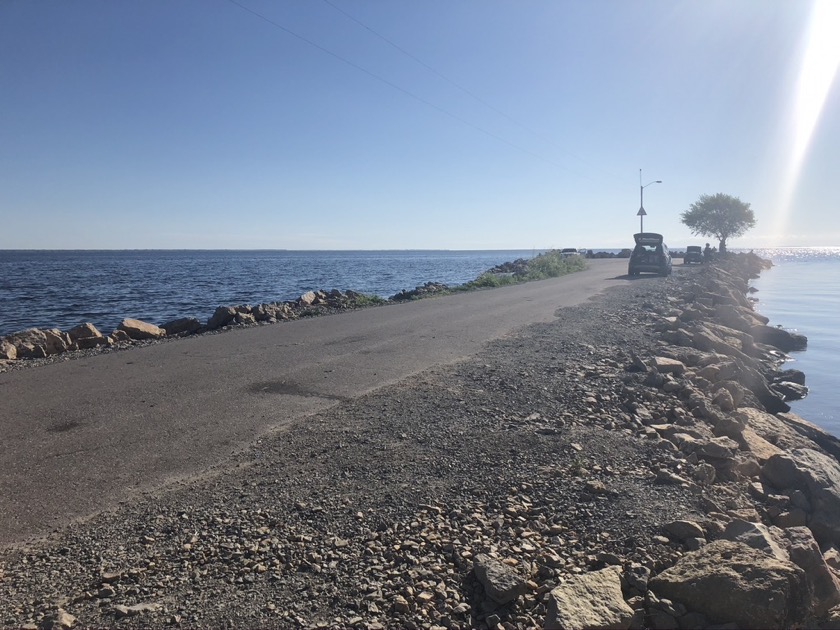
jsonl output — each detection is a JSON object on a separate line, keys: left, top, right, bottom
{"left": 0, "top": 289, "right": 380, "bottom": 367}
{"left": 580, "top": 252, "right": 840, "bottom": 629}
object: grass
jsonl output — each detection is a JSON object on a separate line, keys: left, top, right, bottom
{"left": 351, "top": 294, "right": 388, "bottom": 307}
{"left": 459, "top": 250, "right": 587, "bottom": 291}
{"left": 347, "top": 250, "right": 587, "bottom": 306}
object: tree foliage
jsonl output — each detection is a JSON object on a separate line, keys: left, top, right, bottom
{"left": 680, "top": 193, "right": 756, "bottom": 252}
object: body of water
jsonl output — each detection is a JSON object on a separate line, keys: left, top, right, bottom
{"left": 748, "top": 247, "right": 840, "bottom": 436}
{"left": 0, "top": 249, "right": 539, "bottom": 337}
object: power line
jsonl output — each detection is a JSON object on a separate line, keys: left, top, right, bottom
{"left": 224, "top": 0, "right": 575, "bottom": 171}
{"left": 320, "top": 0, "right": 622, "bottom": 182}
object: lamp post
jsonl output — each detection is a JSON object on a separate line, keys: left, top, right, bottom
{"left": 638, "top": 168, "right": 662, "bottom": 233}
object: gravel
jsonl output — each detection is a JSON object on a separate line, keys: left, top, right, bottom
{"left": 0, "top": 269, "right": 750, "bottom": 629}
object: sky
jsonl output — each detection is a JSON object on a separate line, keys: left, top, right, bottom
{"left": 1, "top": 0, "right": 839, "bottom": 250}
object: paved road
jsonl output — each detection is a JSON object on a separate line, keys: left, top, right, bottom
{"left": 0, "top": 259, "right": 629, "bottom": 546}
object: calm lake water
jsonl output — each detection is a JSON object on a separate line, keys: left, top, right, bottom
{"left": 0, "top": 250, "right": 539, "bottom": 336}
{"left": 748, "top": 248, "right": 840, "bottom": 436}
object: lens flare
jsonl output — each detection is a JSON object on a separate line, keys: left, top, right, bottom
{"left": 771, "top": 1, "right": 840, "bottom": 245}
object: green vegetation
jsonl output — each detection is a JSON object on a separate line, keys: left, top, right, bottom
{"left": 351, "top": 294, "right": 387, "bottom": 307}
{"left": 524, "top": 250, "right": 587, "bottom": 279}
{"left": 461, "top": 250, "right": 586, "bottom": 291}
{"left": 681, "top": 193, "right": 756, "bottom": 254}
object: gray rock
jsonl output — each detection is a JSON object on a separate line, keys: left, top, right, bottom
{"left": 778, "top": 412, "right": 840, "bottom": 463}
{"left": 649, "top": 540, "right": 811, "bottom": 628}
{"left": 713, "top": 303, "right": 767, "bottom": 333}
{"left": 473, "top": 553, "right": 526, "bottom": 604}
{"left": 110, "top": 329, "right": 131, "bottom": 343}
{"left": 664, "top": 520, "right": 704, "bottom": 541}
{"left": 234, "top": 312, "right": 257, "bottom": 325}
{"left": 697, "top": 436, "right": 739, "bottom": 460}
{"left": 653, "top": 357, "right": 686, "bottom": 376}
{"left": 734, "top": 408, "right": 815, "bottom": 452}
{"left": 722, "top": 519, "right": 788, "bottom": 560}
{"left": 206, "top": 306, "right": 236, "bottom": 329}
{"left": 7, "top": 328, "right": 70, "bottom": 358}
{"left": 299, "top": 291, "right": 317, "bottom": 306}
{"left": 773, "top": 381, "right": 809, "bottom": 402}
{"left": 76, "top": 335, "right": 109, "bottom": 349}
{"left": 750, "top": 324, "right": 807, "bottom": 352}
{"left": 117, "top": 318, "right": 166, "bottom": 340}
{"left": 784, "top": 526, "right": 840, "bottom": 616}
{"left": 763, "top": 449, "right": 840, "bottom": 545}
{"left": 545, "top": 567, "right": 634, "bottom": 630}
{"left": 43, "top": 609, "right": 76, "bottom": 629}
{"left": 66, "top": 322, "right": 102, "bottom": 341}
{"left": 113, "top": 602, "right": 162, "bottom": 618}
{"left": 162, "top": 317, "right": 201, "bottom": 336}
{"left": 0, "top": 339, "right": 17, "bottom": 360}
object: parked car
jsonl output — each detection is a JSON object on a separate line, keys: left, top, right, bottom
{"left": 683, "top": 245, "right": 703, "bottom": 264}
{"left": 560, "top": 248, "right": 580, "bottom": 258}
{"left": 628, "top": 233, "right": 672, "bottom": 276}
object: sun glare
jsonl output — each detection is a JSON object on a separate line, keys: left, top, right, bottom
{"left": 772, "top": 0, "right": 840, "bottom": 244}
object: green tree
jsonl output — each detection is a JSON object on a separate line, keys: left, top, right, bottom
{"left": 681, "top": 193, "right": 756, "bottom": 254}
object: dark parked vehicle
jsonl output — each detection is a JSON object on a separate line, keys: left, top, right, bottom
{"left": 628, "top": 232, "right": 672, "bottom": 276}
{"left": 683, "top": 245, "right": 703, "bottom": 264}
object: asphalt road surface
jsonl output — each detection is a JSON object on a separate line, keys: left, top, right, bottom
{"left": 0, "top": 259, "right": 629, "bottom": 546}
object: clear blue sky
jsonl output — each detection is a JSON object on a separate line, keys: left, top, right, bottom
{"left": 2, "top": 0, "right": 839, "bottom": 250}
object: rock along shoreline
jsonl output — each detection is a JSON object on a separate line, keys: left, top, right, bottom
{"left": 3, "top": 253, "right": 840, "bottom": 629}
{"left": 0, "top": 249, "right": 595, "bottom": 369}
{"left": 0, "top": 250, "right": 580, "bottom": 368}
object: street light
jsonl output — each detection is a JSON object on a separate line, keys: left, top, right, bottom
{"left": 638, "top": 168, "right": 662, "bottom": 233}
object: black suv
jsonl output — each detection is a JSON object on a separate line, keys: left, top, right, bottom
{"left": 628, "top": 233, "right": 672, "bottom": 277}
{"left": 683, "top": 245, "right": 703, "bottom": 264}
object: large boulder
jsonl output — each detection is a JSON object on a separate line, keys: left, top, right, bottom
{"left": 7, "top": 328, "right": 71, "bottom": 358}
{"left": 298, "top": 291, "right": 317, "bottom": 306}
{"left": 652, "top": 356, "right": 686, "bottom": 376}
{"left": 734, "top": 407, "right": 817, "bottom": 452}
{"left": 66, "top": 322, "right": 108, "bottom": 349}
{"left": 66, "top": 322, "right": 102, "bottom": 341}
{"left": 472, "top": 554, "right": 527, "bottom": 605}
{"left": 714, "top": 302, "right": 769, "bottom": 332}
{"left": 778, "top": 412, "right": 840, "bottom": 463}
{"left": 162, "top": 317, "right": 201, "bottom": 336}
{"left": 545, "top": 567, "right": 634, "bottom": 630}
{"left": 116, "top": 318, "right": 166, "bottom": 341}
{"left": 649, "top": 540, "right": 811, "bottom": 628}
{"left": 773, "top": 380, "right": 810, "bottom": 402}
{"left": 40, "top": 328, "right": 71, "bottom": 354}
{"left": 763, "top": 449, "right": 840, "bottom": 546}
{"left": 206, "top": 306, "right": 236, "bottom": 330}
{"left": 739, "top": 428, "right": 784, "bottom": 463}
{"left": 751, "top": 324, "right": 808, "bottom": 352}
{"left": 731, "top": 358, "right": 791, "bottom": 414}
{"left": 0, "top": 339, "right": 17, "bottom": 360}
{"left": 784, "top": 526, "right": 840, "bottom": 616}
{"left": 722, "top": 519, "right": 788, "bottom": 560}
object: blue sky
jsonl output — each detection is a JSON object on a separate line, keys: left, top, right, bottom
{"left": 2, "top": 0, "right": 839, "bottom": 250}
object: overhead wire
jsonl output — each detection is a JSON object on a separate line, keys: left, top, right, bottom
{"left": 224, "top": 0, "right": 582, "bottom": 173}
{"left": 320, "top": 0, "right": 624, "bottom": 182}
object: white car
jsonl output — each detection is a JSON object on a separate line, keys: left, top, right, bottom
{"left": 560, "top": 248, "right": 580, "bottom": 258}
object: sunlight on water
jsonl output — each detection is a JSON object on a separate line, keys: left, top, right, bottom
{"left": 749, "top": 247, "right": 840, "bottom": 435}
